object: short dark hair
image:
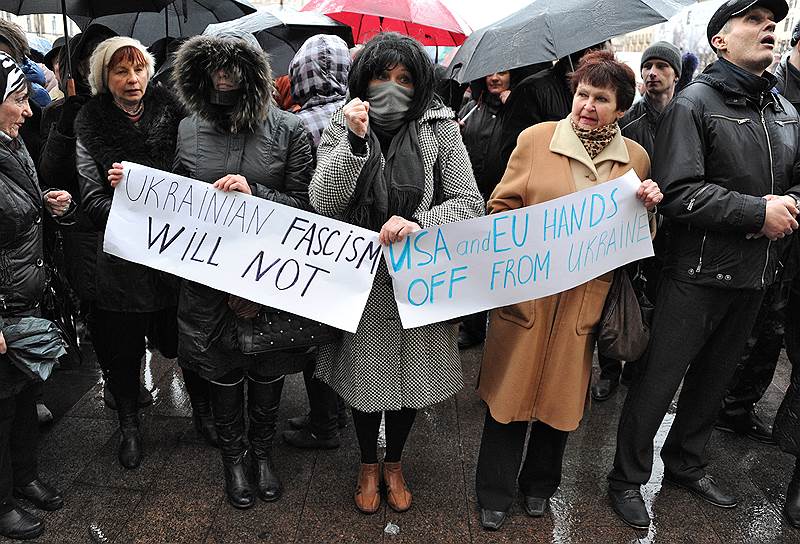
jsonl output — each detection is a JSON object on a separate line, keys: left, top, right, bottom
{"left": 347, "top": 32, "right": 435, "bottom": 121}
{"left": 569, "top": 50, "right": 636, "bottom": 112}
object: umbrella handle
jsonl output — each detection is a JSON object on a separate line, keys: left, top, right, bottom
{"left": 66, "top": 78, "right": 76, "bottom": 98}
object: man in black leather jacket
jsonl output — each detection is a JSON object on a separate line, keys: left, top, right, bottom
{"left": 713, "top": 19, "right": 800, "bottom": 447}
{"left": 608, "top": 0, "right": 800, "bottom": 529}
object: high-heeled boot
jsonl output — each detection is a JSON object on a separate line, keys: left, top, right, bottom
{"left": 210, "top": 379, "right": 255, "bottom": 509}
{"left": 117, "top": 396, "right": 142, "bottom": 470}
{"left": 182, "top": 367, "right": 218, "bottom": 448}
{"left": 248, "top": 375, "right": 285, "bottom": 502}
{"left": 786, "top": 460, "right": 800, "bottom": 527}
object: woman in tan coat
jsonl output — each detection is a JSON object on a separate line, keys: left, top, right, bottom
{"left": 475, "top": 50, "right": 663, "bottom": 531}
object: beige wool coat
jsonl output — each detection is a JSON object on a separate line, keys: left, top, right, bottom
{"left": 477, "top": 118, "right": 651, "bottom": 431}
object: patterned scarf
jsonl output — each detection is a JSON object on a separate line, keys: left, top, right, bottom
{"left": 571, "top": 120, "right": 619, "bottom": 159}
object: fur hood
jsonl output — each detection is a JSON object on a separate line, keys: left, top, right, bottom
{"left": 173, "top": 31, "right": 274, "bottom": 133}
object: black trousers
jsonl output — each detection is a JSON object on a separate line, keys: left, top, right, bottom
{"left": 475, "top": 409, "right": 569, "bottom": 511}
{"left": 609, "top": 277, "right": 764, "bottom": 489}
{"left": 461, "top": 311, "right": 487, "bottom": 343}
{"left": 0, "top": 384, "right": 39, "bottom": 514}
{"left": 301, "top": 361, "right": 340, "bottom": 438}
{"left": 88, "top": 307, "right": 169, "bottom": 405}
{"left": 719, "top": 278, "right": 789, "bottom": 419}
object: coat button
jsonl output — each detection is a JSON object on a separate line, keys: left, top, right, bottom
{"left": 587, "top": 173, "right": 597, "bottom": 182}
{"left": 35, "top": 258, "right": 43, "bottom": 267}
{"left": 724, "top": 274, "right": 732, "bottom": 281}
{"left": 688, "top": 268, "right": 695, "bottom": 275}
{"left": 34, "top": 216, "right": 41, "bottom": 224}
{"left": 716, "top": 273, "right": 723, "bottom": 280}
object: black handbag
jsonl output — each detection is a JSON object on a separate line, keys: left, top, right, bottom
{"left": 596, "top": 268, "right": 654, "bottom": 362}
{"left": 235, "top": 307, "right": 341, "bottom": 354}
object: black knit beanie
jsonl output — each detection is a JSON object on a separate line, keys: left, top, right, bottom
{"left": 641, "top": 41, "right": 682, "bottom": 78}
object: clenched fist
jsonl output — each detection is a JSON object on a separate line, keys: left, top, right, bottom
{"left": 343, "top": 97, "right": 370, "bottom": 138}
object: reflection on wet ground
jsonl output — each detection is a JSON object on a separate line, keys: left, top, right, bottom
{"left": 4, "top": 346, "right": 799, "bottom": 543}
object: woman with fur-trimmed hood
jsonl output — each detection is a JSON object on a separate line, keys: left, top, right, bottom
{"left": 171, "top": 30, "right": 314, "bottom": 511}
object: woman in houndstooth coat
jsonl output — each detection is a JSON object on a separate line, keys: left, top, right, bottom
{"left": 309, "top": 32, "right": 484, "bottom": 515}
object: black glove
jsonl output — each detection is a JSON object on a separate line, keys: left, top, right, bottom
{"left": 57, "top": 94, "right": 89, "bottom": 137}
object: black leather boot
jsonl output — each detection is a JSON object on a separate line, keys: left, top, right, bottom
{"left": 182, "top": 367, "right": 219, "bottom": 448}
{"left": 117, "top": 396, "right": 142, "bottom": 470}
{"left": 210, "top": 379, "right": 255, "bottom": 509}
{"left": 786, "top": 461, "right": 800, "bottom": 527}
{"left": 248, "top": 375, "right": 284, "bottom": 502}
{"left": 284, "top": 373, "right": 340, "bottom": 449}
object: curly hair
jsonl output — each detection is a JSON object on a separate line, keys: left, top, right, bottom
{"left": 0, "top": 19, "right": 29, "bottom": 63}
{"left": 570, "top": 49, "right": 636, "bottom": 112}
{"left": 347, "top": 32, "right": 435, "bottom": 121}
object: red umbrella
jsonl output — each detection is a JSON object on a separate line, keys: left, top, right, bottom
{"left": 300, "top": 0, "right": 470, "bottom": 46}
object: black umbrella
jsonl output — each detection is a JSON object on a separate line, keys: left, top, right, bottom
{"left": 447, "top": 0, "right": 694, "bottom": 84}
{"left": 203, "top": 7, "right": 355, "bottom": 76}
{"left": 0, "top": 0, "right": 171, "bottom": 92}
{"left": 79, "top": 0, "right": 256, "bottom": 47}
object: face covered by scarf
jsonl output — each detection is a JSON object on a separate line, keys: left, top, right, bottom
{"left": 366, "top": 80, "right": 414, "bottom": 132}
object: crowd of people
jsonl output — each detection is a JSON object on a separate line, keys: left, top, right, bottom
{"left": 1, "top": 0, "right": 800, "bottom": 540}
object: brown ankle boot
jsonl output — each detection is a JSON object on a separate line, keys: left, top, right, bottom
{"left": 383, "top": 461, "right": 412, "bottom": 512}
{"left": 354, "top": 463, "right": 380, "bottom": 514}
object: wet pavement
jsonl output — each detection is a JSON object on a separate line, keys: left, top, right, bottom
{"left": 3, "top": 344, "right": 799, "bottom": 543}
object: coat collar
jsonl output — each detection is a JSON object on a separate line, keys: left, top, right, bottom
{"left": 549, "top": 117, "right": 630, "bottom": 179}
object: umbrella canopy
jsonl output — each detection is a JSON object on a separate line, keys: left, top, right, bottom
{"left": 0, "top": 0, "right": 171, "bottom": 88}
{"left": 78, "top": 0, "right": 256, "bottom": 46}
{"left": 204, "top": 7, "right": 354, "bottom": 76}
{"left": 0, "top": 0, "right": 170, "bottom": 17}
{"left": 301, "top": 0, "right": 471, "bottom": 46}
{"left": 447, "top": 0, "right": 694, "bottom": 84}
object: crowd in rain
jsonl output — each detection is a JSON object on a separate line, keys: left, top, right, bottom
{"left": 3, "top": 0, "right": 800, "bottom": 539}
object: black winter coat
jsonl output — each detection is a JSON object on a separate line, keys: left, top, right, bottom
{"left": 498, "top": 60, "right": 572, "bottom": 169}
{"left": 39, "top": 98, "right": 98, "bottom": 303}
{"left": 460, "top": 64, "right": 550, "bottom": 197}
{"left": 0, "top": 139, "right": 45, "bottom": 398}
{"left": 620, "top": 95, "right": 661, "bottom": 159}
{"left": 459, "top": 92, "right": 504, "bottom": 199}
{"left": 774, "top": 56, "right": 800, "bottom": 112}
{"left": 654, "top": 58, "right": 800, "bottom": 290}
{"left": 74, "top": 85, "right": 183, "bottom": 312}
{"left": 174, "top": 109, "right": 315, "bottom": 380}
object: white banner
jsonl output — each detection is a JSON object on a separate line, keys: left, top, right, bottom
{"left": 104, "top": 162, "right": 382, "bottom": 333}
{"left": 384, "top": 171, "right": 655, "bottom": 329}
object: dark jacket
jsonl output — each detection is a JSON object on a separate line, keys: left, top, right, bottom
{"left": 498, "top": 59, "right": 572, "bottom": 169}
{"left": 74, "top": 84, "right": 183, "bottom": 312}
{"left": 459, "top": 87, "right": 504, "bottom": 198}
{"left": 0, "top": 138, "right": 45, "bottom": 397}
{"left": 654, "top": 58, "right": 800, "bottom": 290}
{"left": 774, "top": 55, "right": 800, "bottom": 112}
{"left": 460, "top": 65, "right": 549, "bottom": 198}
{"left": 172, "top": 32, "right": 315, "bottom": 379}
{"left": 620, "top": 94, "right": 662, "bottom": 158}
{"left": 39, "top": 98, "right": 98, "bottom": 303}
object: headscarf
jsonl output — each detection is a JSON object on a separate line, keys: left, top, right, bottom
{"left": 0, "top": 52, "right": 26, "bottom": 103}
